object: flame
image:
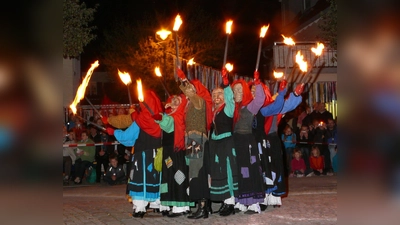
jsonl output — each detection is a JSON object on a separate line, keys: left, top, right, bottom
{"left": 69, "top": 60, "right": 99, "bottom": 114}
{"left": 173, "top": 14, "right": 183, "bottom": 31}
{"left": 155, "top": 67, "right": 162, "bottom": 77}
{"left": 295, "top": 51, "right": 308, "bottom": 72}
{"left": 118, "top": 69, "right": 132, "bottom": 85}
{"left": 282, "top": 35, "right": 295, "bottom": 46}
{"left": 225, "top": 63, "right": 233, "bottom": 72}
{"left": 156, "top": 29, "right": 171, "bottom": 40}
{"left": 136, "top": 79, "right": 144, "bottom": 102}
{"left": 226, "top": 20, "right": 233, "bottom": 34}
{"left": 311, "top": 42, "right": 325, "bottom": 56}
{"left": 273, "top": 70, "right": 284, "bottom": 79}
{"left": 260, "top": 24, "right": 270, "bottom": 38}
{"left": 187, "top": 58, "right": 195, "bottom": 65}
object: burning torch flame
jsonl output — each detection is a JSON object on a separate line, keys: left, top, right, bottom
{"left": 273, "top": 71, "right": 284, "bottom": 79}
{"left": 69, "top": 60, "right": 99, "bottom": 114}
{"left": 311, "top": 42, "right": 325, "bottom": 56}
{"left": 173, "top": 14, "right": 183, "bottom": 31}
{"left": 295, "top": 51, "right": 308, "bottom": 72}
{"left": 226, "top": 20, "right": 233, "bottom": 34}
{"left": 282, "top": 35, "right": 295, "bottom": 46}
{"left": 156, "top": 29, "right": 171, "bottom": 40}
{"left": 260, "top": 25, "right": 269, "bottom": 38}
{"left": 225, "top": 63, "right": 233, "bottom": 72}
{"left": 137, "top": 79, "right": 144, "bottom": 102}
{"left": 155, "top": 67, "right": 162, "bottom": 77}
{"left": 118, "top": 69, "right": 132, "bottom": 85}
{"left": 187, "top": 58, "right": 195, "bottom": 65}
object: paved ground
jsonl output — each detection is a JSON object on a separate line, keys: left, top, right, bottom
{"left": 63, "top": 175, "right": 337, "bottom": 225}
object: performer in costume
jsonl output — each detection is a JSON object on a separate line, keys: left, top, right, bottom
{"left": 231, "top": 71, "right": 266, "bottom": 214}
{"left": 154, "top": 94, "right": 193, "bottom": 217}
{"left": 208, "top": 68, "right": 239, "bottom": 217}
{"left": 177, "top": 68, "right": 213, "bottom": 219}
{"left": 106, "top": 90, "right": 163, "bottom": 218}
{"left": 255, "top": 81, "right": 304, "bottom": 209}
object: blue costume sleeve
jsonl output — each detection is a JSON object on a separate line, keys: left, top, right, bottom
{"left": 281, "top": 92, "right": 302, "bottom": 114}
{"left": 223, "top": 86, "right": 235, "bottom": 118}
{"left": 114, "top": 121, "right": 140, "bottom": 147}
{"left": 157, "top": 114, "right": 174, "bottom": 133}
{"left": 260, "top": 88, "right": 286, "bottom": 116}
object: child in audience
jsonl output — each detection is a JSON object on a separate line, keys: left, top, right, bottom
{"left": 103, "top": 154, "right": 127, "bottom": 185}
{"left": 290, "top": 148, "right": 306, "bottom": 177}
{"left": 308, "top": 145, "right": 327, "bottom": 176}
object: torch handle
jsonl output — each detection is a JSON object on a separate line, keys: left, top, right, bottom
{"left": 255, "top": 38, "right": 263, "bottom": 71}
{"left": 85, "top": 97, "right": 103, "bottom": 118}
{"left": 301, "top": 56, "right": 320, "bottom": 83}
{"left": 174, "top": 31, "right": 180, "bottom": 68}
{"left": 223, "top": 34, "right": 229, "bottom": 67}
{"left": 127, "top": 85, "right": 132, "bottom": 105}
{"left": 76, "top": 115, "right": 106, "bottom": 131}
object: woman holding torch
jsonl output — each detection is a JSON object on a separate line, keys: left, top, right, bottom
{"left": 207, "top": 68, "right": 239, "bottom": 217}
{"left": 177, "top": 68, "right": 214, "bottom": 219}
{"left": 106, "top": 90, "right": 164, "bottom": 218}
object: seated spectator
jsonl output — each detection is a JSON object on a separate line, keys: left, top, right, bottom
{"left": 308, "top": 145, "right": 333, "bottom": 176}
{"left": 290, "top": 148, "right": 306, "bottom": 177}
{"left": 104, "top": 154, "right": 127, "bottom": 185}
{"left": 332, "top": 146, "right": 338, "bottom": 173}
{"left": 297, "top": 124, "right": 312, "bottom": 170}
{"left": 282, "top": 125, "right": 297, "bottom": 173}
{"left": 73, "top": 131, "right": 96, "bottom": 184}
{"left": 63, "top": 127, "right": 76, "bottom": 185}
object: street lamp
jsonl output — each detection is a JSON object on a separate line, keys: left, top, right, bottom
{"left": 156, "top": 29, "right": 171, "bottom": 101}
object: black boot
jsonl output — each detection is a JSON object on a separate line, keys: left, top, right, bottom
{"left": 188, "top": 200, "right": 208, "bottom": 219}
{"left": 206, "top": 199, "right": 212, "bottom": 215}
{"left": 219, "top": 204, "right": 235, "bottom": 216}
{"left": 213, "top": 202, "right": 225, "bottom": 214}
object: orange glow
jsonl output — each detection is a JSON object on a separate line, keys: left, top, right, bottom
{"left": 273, "top": 70, "right": 284, "bottom": 79}
{"left": 260, "top": 25, "right": 269, "bottom": 38}
{"left": 311, "top": 42, "right": 325, "bottom": 56}
{"left": 118, "top": 69, "right": 132, "bottom": 85}
{"left": 155, "top": 67, "right": 162, "bottom": 77}
{"left": 226, "top": 20, "right": 233, "bottom": 34}
{"left": 225, "top": 63, "right": 233, "bottom": 72}
{"left": 187, "top": 58, "right": 195, "bottom": 65}
{"left": 282, "top": 35, "right": 295, "bottom": 46}
{"left": 173, "top": 14, "right": 183, "bottom": 31}
{"left": 136, "top": 79, "right": 144, "bottom": 102}
{"left": 295, "top": 51, "right": 308, "bottom": 72}
{"left": 156, "top": 29, "right": 171, "bottom": 40}
{"left": 69, "top": 60, "right": 99, "bottom": 114}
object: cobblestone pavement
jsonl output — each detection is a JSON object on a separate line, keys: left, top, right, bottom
{"left": 63, "top": 175, "right": 337, "bottom": 225}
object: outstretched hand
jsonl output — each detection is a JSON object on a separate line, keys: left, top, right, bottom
{"left": 222, "top": 68, "right": 229, "bottom": 85}
{"left": 254, "top": 71, "right": 260, "bottom": 84}
{"left": 177, "top": 67, "right": 187, "bottom": 81}
{"left": 279, "top": 80, "right": 288, "bottom": 91}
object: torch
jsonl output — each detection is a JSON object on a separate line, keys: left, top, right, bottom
{"left": 70, "top": 60, "right": 99, "bottom": 115}
{"left": 118, "top": 69, "right": 133, "bottom": 105}
{"left": 223, "top": 20, "right": 233, "bottom": 68}
{"left": 255, "top": 25, "right": 269, "bottom": 71}
{"left": 187, "top": 58, "right": 195, "bottom": 80}
{"left": 136, "top": 78, "right": 154, "bottom": 115}
{"left": 281, "top": 35, "right": 295, "bottom": 79}
{"left": 301, "top": 42, "right": 325, "bottom": 83}
{"left": 173, "top": 14, "right": 183, "bottom": 71}
{"left": 295, "top": 51, "right": 308, "bottom": 83}
{"left": 154, "top": 66, "right": 171, "bottom": 98}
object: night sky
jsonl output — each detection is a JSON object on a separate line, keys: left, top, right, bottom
{"left": 81, "top": 0, "right": 282, "bottom": 76}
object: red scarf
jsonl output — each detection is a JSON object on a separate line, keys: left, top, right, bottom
{"left": 135, "top": 90, "right": 163, "bottom": 138}
{"left": 166, "top": 94, "right": 187, "bottom": 151}
{"left": 231, "top": 79, "right": 253, "bottom": 125}
{"left": 191, "top": 79, "right": 213, "bottom": 132}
